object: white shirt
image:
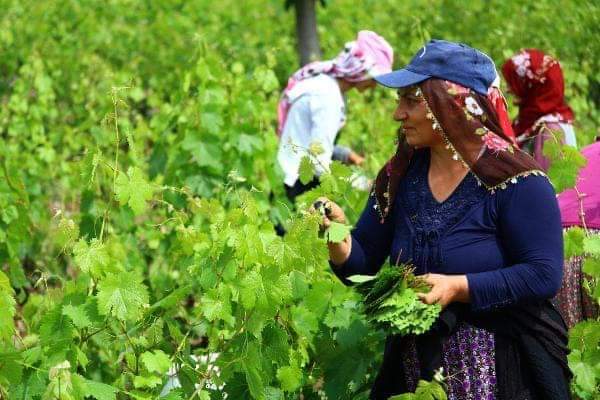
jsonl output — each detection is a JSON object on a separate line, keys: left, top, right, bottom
{"left": 277, "top": 74, "right": 346, "bottom": 187}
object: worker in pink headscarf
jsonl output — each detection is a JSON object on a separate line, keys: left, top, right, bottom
{"left": 276, "top": 30, "right": 393, "bottom": 200}
{"left": 554, "top": 140, "right": 600, "bottom": 328}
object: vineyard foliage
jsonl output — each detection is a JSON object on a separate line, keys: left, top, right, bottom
{"left": 0, "top": 0, "right": 599, "bottom": 399}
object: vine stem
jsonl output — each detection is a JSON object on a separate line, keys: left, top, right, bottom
{"left": 111, "top": 87, "right": 121, "bottom": 194}
{"left": 574, "top": 186, "right": 589, "bottom": 234}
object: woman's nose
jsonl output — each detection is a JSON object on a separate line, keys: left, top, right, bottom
{"left": 393, "top": 105, "right": 407, "bottom": 122}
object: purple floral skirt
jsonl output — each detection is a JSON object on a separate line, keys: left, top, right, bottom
{"left": 402, "top": 323, "right": 498, "bottom": 400}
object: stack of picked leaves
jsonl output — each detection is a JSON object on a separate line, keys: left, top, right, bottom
{"left": 349, "top": 263, "right": 441, "bottom": 336}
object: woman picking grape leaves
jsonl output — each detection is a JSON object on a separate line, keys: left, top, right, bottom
{"left": 317, "top": 40, "right": 571, "bottom": 399}
{"left": 502, "top": 49, "right": 577, "bottom": 170}
{"left": 276, "top": 30, "right": 393, "bottom": 200}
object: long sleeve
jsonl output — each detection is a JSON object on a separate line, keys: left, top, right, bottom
{"left": 467, "top": 176, "right": 564, "bottom": 311}
{"left": 332, "top": 145, "right": 352, "bottom": 163}
{"left": 308, "top": 95, "right": 344, "bottom": 176}
{"left": 277, "top": 86, "right": 344, "bottom": 187}
{"left": 331, "top": 194, "right": 394, "bottom": 285}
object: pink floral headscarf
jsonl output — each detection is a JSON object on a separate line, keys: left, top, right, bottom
{"left": 276, "top": 30, "right": 393, "bottom": 136}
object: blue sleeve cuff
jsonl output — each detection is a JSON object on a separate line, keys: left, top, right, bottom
{"left": 467, "top": 270, "right": 514, "bottom": 312}
{"left": 332, "top": 145, "right": 352, "bottom": 163}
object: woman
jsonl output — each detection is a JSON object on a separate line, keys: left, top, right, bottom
{"left": 276, "top": 30, "right": 393, "bottom": 200}
{"left": 319, "top": 40, "right": 571, "bottom": 399}
{"left": 554, "top": 140, "right": 600, "bottom": 328}
{"left": 502, "top": 49, "right": 577, "bottom": 170}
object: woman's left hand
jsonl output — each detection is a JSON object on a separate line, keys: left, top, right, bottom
{"left": 417, "top": 274, "right": 470, "bottom": 309}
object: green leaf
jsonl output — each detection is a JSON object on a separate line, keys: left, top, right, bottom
{"left": 114, "top": 167, "right": 154, "bottom": 215}
{"left": 0, "top": 271, "right": 16, "bottom": 343}
{"left": 324, "top": 305, "right": 352, "bottom": 329}
{"left": 570, "top": 359, "right": 597, "bottom": 394}
{"left": 240, "top": 270, "right": 263, "bottom": 310}
{"left": 140, "top": 350, "right": 171, "bottom": 374}
{"left": 0, "top": 350, "right": 23, "bottom": 387}
{"left": 569, "top": 320, "right": 600, "bottom": 353}
{"left": 327, "top": 221, "right": 351, "bottom": 243}
{"left": 96, "top": 272, "right": 149, "bottom": 322}
{"left": 583, "top": 235, "right": 600, "bottom": 257}
{"left": 564, "top": 227, "right": 586, "bottom": 259}
{"left": 149, "top": 285, "right": 192, "bottom": 311}
{"left": 73, "top": 238, "right": 110, "bottom": 277}
{"left": 347, "top": 274, "right": 377, "bottom": 284}
{"left": 277, "top": 366, "right": 302, "bottom": 392}
{"left": 133, "top": 374, "right": 163, "bottom": 388}
{"left": 390, "top": 379, "right": 447, "bottom": 399}
{"left": 263, "top": 324, "right": 289, "bottom": 366}
{"left": 289, "top": 271, "right": 309, "bottom": 300}
{"left": 40, "top": 307, "right": 74, "bottom": 358}
{"left": 243, "top": 342, "right": 265, "bottom": 399}
{"left": 84, "top": 379, "right": 117, "bottom": 400}
{"left": 544, "top": 141, "right": 587, "bottom": 192}
{"left": 583, "top": 257, "right": 600, "bottom": 279}
{"left": 265, "top": 387, "right": 284, "bottom": 400}
{"left": 62, "top": 304, "right": 92, "bottom": 330}
{"left": 197, "top": 391, "right": 210, "bottom": 400}
{"left": 291, "top": 305, "right": 318, "bottom": 340}
{"left": 298, "top": 156, "right": 314, "bottom": 185}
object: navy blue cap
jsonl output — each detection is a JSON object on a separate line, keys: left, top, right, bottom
{"left": 375, "top": 39, "right": 496, "bottom": 95}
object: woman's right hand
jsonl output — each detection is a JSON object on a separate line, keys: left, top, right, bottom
{"left": 348, "top": 151, "right": 365, "bottom": 166}
{"left": 312, "top": 196, "right": 347, "bottom": 229}
{"left": 312, "top": 197, "right": 352, "bottom": 266}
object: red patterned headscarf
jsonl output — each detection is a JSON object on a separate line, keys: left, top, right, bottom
{"left": 373, "top": 79, "right": 544, "bottom": 222}
{"left": 501, "top": 49, "right": 574, "bottom": 137}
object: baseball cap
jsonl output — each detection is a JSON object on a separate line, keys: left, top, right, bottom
{"left": 375, "top": 39, "right": 496, "bottom": 95}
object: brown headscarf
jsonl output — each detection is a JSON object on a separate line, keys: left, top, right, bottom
{"left": 373, "top": 78, "right": 545, "bottom": 222}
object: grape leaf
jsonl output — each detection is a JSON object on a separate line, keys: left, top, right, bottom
{"left": 133, "top": 374, "right": 162, "bottom": 388}
{"left": 96, "top": 272, "right": 149, "bottom": 322}
{"left": 73, "top": 238, "right": 110, "bottom": 277}
{"left": 582, "top": 257, "right": 600, "bottom": 279}
{"left": 62, "top": 304, "right": 92, "bottom": 329}
{"left": 583, "top": 235, "right": 600, "bottom": 257}
{"left": 115, "top": 167, "right": 154, "bottom": 215}
{"left": 564, "top": 227, "right": 585, "bottom": 259}
{"left": 327, "top": 221, "right": 351, "bottom": 243}
{"left": 277, "top": 366, "right": 302, "bottom": 392}
{"left": 140, "top": 350, "right": 171, "bottom": 374}
{"left": 84, "top": 379, "right": 118, "bottom": 400}
{"left": 347, "top": 274, "right": 377, "bottom": 284}
{"left": 39, "top": 306, "right": 74, "bottom": 358}
{"left": 544, "top": 141, "right": 587, "bottom": 193}
{"left": 0, "top": 350, "right": 23, "bottom": 387}
{"left": 0, "top": 271, "right": 16, "bottom": 343}
{"left": 569, "top": 357, "right": 596, "bottom": 395}
{"left": 298, "top": 156, "right": 314, "bottom": 185}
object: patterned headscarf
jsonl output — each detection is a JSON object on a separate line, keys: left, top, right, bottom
{"left": 501, "top": 49, "right": 574, "bottom": 138}
{"left": 277, "top": 30, "right": 393, "bottom": 136}
{"left": 373, "top": 79, "right": 544, "bottom": 222}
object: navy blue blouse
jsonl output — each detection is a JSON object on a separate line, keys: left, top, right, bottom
{"left": 333, "top": 150, "right": 564, "bottom": 311}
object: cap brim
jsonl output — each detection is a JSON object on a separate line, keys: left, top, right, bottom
{"left": 374, "top": 69, "right": 430, "bottom": 88}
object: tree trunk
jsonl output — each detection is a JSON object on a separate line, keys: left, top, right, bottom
{"left": 294, "top": 0, "right": 321, "bottom": 66}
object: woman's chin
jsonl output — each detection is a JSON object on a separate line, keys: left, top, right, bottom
{"left": 405, "top": 136, "right": 420, "bottom": 147}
